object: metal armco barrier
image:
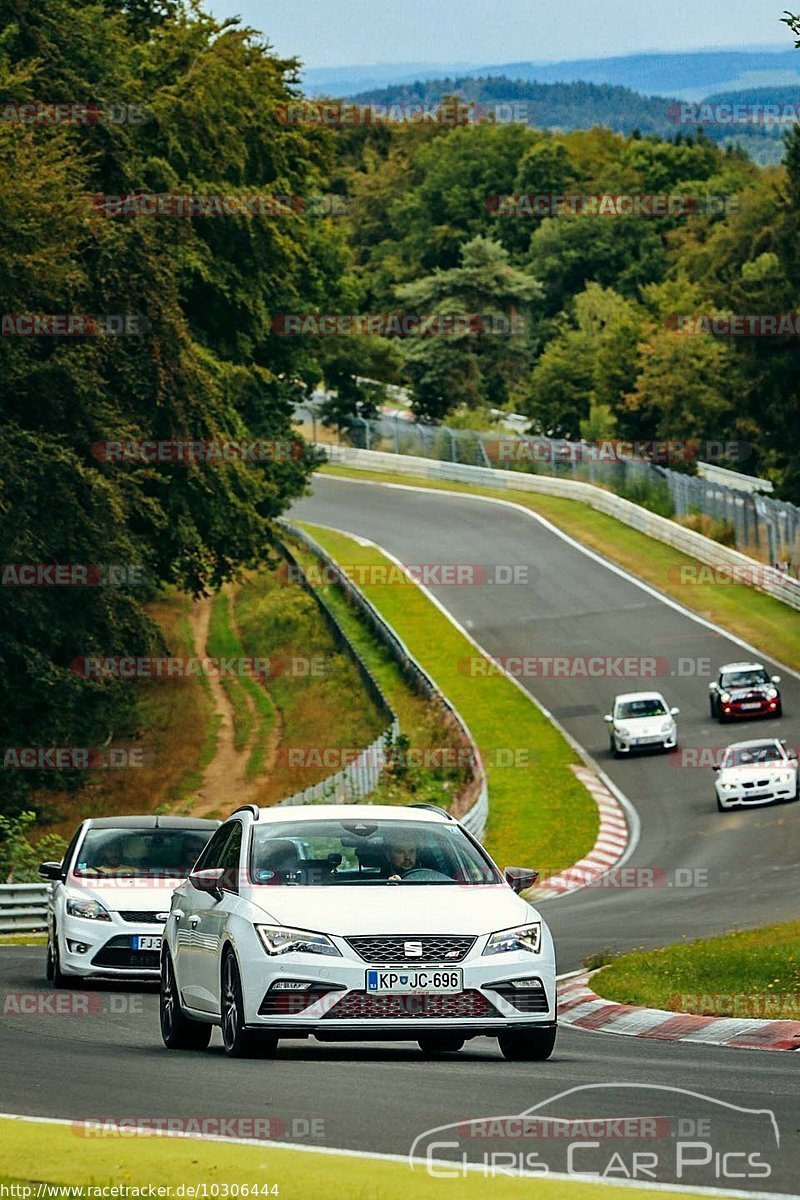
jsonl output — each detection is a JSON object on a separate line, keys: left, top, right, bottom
{"left": 320, "top": 445, "right": 800, "bottom": 613}
{"left": 0, "top": 883, "right": 50, "bottom": 933}
{"left": 278, "top": 520, "right": 489, "bottom": 838}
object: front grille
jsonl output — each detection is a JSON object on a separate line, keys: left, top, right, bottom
{"left": 489, "top": 980, "right": 549, "bottom": 1014}
{"left": 344, "top": 935, "right": 476, "bottom": 964}
{"left": 258, "top": 985, "right": 344, "bottom": 1016}
{"left": 324, "top": 990, "right": 500, "bottom": 1020}
{"left": 118, "top": 911, "right": 166, "bottom": 924}
{"left": 92, "top": 936, "right": 160, "bottom": 970}
{"left": 742, "top": 779, "right": 771, "bottom": 790}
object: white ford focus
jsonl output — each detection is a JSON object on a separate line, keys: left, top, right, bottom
{"left": 160, "top": 804, "right": 557, "bottom": 1061}
{"left": 713, "top": 739, "right": 799, "bottom": 811}
{"left": 40, "top": 816, "right": 219, "bottom": 984}
{"left": 605, "top": 691, "right": 679, "bottom": 757}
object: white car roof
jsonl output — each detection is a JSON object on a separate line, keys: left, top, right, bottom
{"left": 252, "top": 804, "right": 451, "bottom": 825}
{"left": 719, "top": 661, "right": 764, "bottom": 673}
{"left": 614, "top": 692, "right": 668, "bottom": 704}
{"left": 723, "top": 738, "right": 784, "bottom": 752}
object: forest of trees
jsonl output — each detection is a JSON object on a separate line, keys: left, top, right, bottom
{"left": 1, "top": 0, "right": 799, "bottom": 811}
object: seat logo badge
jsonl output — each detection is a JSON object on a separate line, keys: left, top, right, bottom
{"left": 404, "top": 941, "right": 423, "bottom": 957}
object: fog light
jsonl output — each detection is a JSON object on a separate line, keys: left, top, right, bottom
{"left": 509, "top": 978, "right": 544, "bottom": 989}
{"left": 271, "top": 980, "right": 312, "bottom": 991}
{"left": 67, "top": 940, "right": 89, "bottom": 954}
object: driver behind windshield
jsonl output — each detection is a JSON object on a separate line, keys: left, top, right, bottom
{"left": 386, "top": 839, "right": 419, "bottom": 879}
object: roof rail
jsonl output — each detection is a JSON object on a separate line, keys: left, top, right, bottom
{"left": 407, "top": 802, "right": 454, "bottom": 820}
{"left": 230, "top": 804, "right": 260, "bottom": 819}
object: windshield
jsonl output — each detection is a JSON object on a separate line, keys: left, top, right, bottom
{"left": 616, "top": 698, "right": 667, "bottom": 719}
{"left": 721, "top": 669, "right": 770, "bottom": 689}
{"left": 249, "top": 819, "right": 502, "bottom": 886}
{"left": 723, "top": 743, "right": 786, "bottom": 768}
{"left": 73, "top": 828, "right": 213, "bottom": 878}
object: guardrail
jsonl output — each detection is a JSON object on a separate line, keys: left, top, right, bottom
{"left": 0, "top": 883, "right": 49, "bottom": 933}
{"left": 272, "top": 534, "right": 399, "bottom": 806}
{"left": 278, "top": 520, "right": 489, "bottom": 838}
{"left": 320, "top": 445, "right": 800, "bottom": 613}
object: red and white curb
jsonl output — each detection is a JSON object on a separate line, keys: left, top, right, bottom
{"left": 558, "top": 972, "right": 800, "bottom": 1052}
{"left": 535, "top": 765, "right": 630, "bottom": 899}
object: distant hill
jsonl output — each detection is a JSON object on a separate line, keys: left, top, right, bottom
{"left": 302, "top": 46, "right": 800, "bottom": 103}
{"left": 345, "top": 76, "right": 789, "bottom": 165}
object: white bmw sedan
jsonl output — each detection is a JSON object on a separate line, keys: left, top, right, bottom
{"left": 714, "top": 739, "right": 799, "bottom": 811}
{"left": 40, "top": 816, "right": 219, "bottom": 984}
{"left": 605, "top": 691, "right": 679, "bottom": 757}
{"left": 160, "top": 804, "right": 557, "bottom": 1061}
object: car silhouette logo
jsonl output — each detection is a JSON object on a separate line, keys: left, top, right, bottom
{"left": 404, "top": 941, "right": 423, "bottom": 957}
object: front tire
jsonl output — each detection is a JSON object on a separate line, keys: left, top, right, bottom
{"left": 160, "top": 951, "right": 212, "bottom": 1051}
{"left": 418, "top": 1035, "right": 465, "bottom": 1056}
{"left": 716, "top": 794, "right": 726, "bottom": 812}
{"left": 221, "top": 951, "right": 278, "bottom": 1059}
{"left": 48, "top": 928, "right": 70, "bottom": 988}
{"left": 499, "top": 1027, "right": 557, "bottom": 1062}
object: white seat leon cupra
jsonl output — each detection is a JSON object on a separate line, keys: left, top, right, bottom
{"left": 160, "top": 803, "right": 557, "bottom": 1061}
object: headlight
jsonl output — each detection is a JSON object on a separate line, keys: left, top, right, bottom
{"left": 255, "top": 925, "right": 341, "bottom": 957}
{"left": 720, "top": 692, "right": 731, "bottom": 703}
{"left": 775, "top": 772, "right": 792, "bottom": 784}
{"left": 766, "top": 688, "right": 778, "bottom": 699}
{"left": 483, "top": 922, "right": 542, "bottom": 956}
{"left": 615, "top": 726, "right": 630, "bottom": 738}
{"left": 66, "top": 896, "right": 112, "bottom": 921}
{"left": 718, "top": 782, "right": 738, "bottom": 791}
{"left": 660, "top": 720, "right": 673, "bottom": 734}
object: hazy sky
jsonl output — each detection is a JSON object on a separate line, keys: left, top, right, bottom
{"left": 207, "top": 0, "right": 793, "bottom": 68}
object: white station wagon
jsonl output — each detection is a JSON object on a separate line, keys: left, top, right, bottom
{"left": 160, "top": 803, "right": 557, "bottom": 1062}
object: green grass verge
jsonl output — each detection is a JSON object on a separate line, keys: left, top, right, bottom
{"left": 592, "top": 918, "right": 800, "bottom": 1020}
{"left": 0, "top": 934, "right": 46, "bottom": 945}
{"left": 233, "top": 567, "right": 387, "bottom": 802}
{"left": 0, "top": 1120, "right": 714, "bottom": 1200}
{"left": 283, "top": 534, "right": 473, "bottom": 807}
{"left": 297, "top": 522, "right": 598, "bottom": 874}
{"left": 320, "top": 464, "right": 800, "bottom": 672}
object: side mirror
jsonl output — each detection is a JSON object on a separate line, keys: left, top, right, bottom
{"left": 603, "top": 714, "right": 613, "bottom": 724}
{"left": 189, "top": 867, "right": 225, "bottom": 898}
{"left": 708, "top": 682, "right": 716, "bottom": 691}
{"left": 771, "top": 675, "right": 781, "bottom": 684}
{"left": 787, "top": 750, "right": 798, "bottom": 761}
{"left": 39, "top": 861, "right": 63, "bottom": 881}
{"left": 670, "top": 707, "right": 680, "bottom": 716}
{"left": 712, "top": 765, "right": 721, "bottom": 772}
{"left": 504, "top": 866, "right": 539, "bottom": 893}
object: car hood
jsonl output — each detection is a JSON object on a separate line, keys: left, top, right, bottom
{"left": 245, "top": 884, "right": 538, "bottom": 936}
{"left": 726, "top": 686, "right": 770, "bottom": 700}
{"left": 719, "top": 763, "right": 791, "bottom": 783}
{"left": 65, "top": 875, "right": 182, "bottom": 912}
{"left": 616, "top": 716, "right": 671, "bottom": 735}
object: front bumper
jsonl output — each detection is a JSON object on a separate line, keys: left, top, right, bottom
{"left": 716, "top": 781, "right": 797, "bottom": 809}
{"left": 235, "top": 937, "right": 557, "bottom": 1036}
{"left": 614, "top": 730, "right": 676, "bottom": 753}
{"left": 57, "top": 912, "right": 164, "bottom": 979}
{"left": 720, "top": 699, "right": 780, "bottom": 719}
